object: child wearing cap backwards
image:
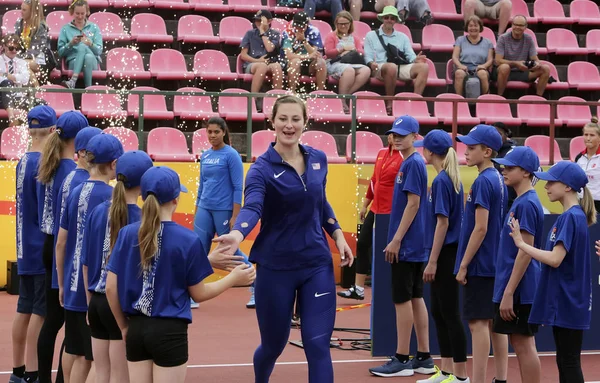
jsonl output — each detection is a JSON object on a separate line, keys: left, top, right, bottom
{"left": 510, "top": 161, "right": 596, "bottom": 383}
{"left": 35, "top": 110, "right": 89, "bottom": 383}
{"left": 491, "top": 146, "right": 544, "bottom": 383}
{"left": 454, "top": 124, "right": 508, "bottom": 383}
{"left": 10, "top": 105, "right": 56, "bottom": 383}
{"left": 105, "top": 166, "right": 256, "bottom": 383}
{"left": 56, "top": 133, "right": 124, "bottom": 383}
{"left": 369, "top": 116, "right": 435, "bottom": 378}
{"left": 418, "top": 130, "right": 468, "bottom": 383}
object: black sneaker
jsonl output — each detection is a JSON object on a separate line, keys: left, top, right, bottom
{"left": 419, "top": 11, "right": 434, "bottom": 26}
{"left": 337, "top": 285, "right": 365, "bottom": 300}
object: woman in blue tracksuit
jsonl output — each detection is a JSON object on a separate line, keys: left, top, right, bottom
{"left": 193, "top": 116, "right": 254, "bottom": 308}
{"left": 214, "top": 95, "right": 354, "bottom": 383}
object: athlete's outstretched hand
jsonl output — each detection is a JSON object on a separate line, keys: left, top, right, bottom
{"left": 595, "top": 240, "right": 600, "bottom": 257}
{"left": 207, "top": 245, "right": 245, "bottom": 271}
{"left": 213, "top": 230, "right": 244, "bottom": 255}
{"left": 230, "top": 263, "right": 256, "bottom": 287}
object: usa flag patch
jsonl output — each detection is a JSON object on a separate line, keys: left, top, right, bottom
{"left": 312, "top": 163, "right": 320, "bottom": 170}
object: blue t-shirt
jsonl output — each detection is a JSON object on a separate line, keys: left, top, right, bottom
{"left": 425, "top": 170, "right": 464, "bottom": 250}
{"left": 107, "top": 221, "right": 214, "bottom": 323}
{"left": 51, "top": 168, "right": 90, "bottom": 289}
{"left": 196, "top": 145, "right": 244, "bottom": 211}
{"left": 529, "top": 206, "right": 592, "bottom": 330}
{"left": 493, "top": 190, "right": 544, "bottom": 304}
{"left": 455, "top": 167, "right": 507, "bottom": 277}
{"left": 60, "top": 180, "right": 113, "bottom": 312}
{"left": 387, "top": 152, "right": 428, "bottom": 262}
{"left": 15, "top": 152, "right": 46, "bottom": 276}
{"left": 82, "top": 201, "right": 141, "bottom": 294}
{"left": 37, "top": 159, "right": 77, "bottom": 235}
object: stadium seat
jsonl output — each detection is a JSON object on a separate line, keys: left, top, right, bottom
{"left": 540, "top": 60, "right": 569, "bottom": 90}
{"left": 86, "top": 0, "right": 109, "bottom": 7}
{"left": 510, "top": 0, "right": 538, "bottom": 24}
{"left": 394, "top": 24, "right": 421, "bottom": 51}
{"left": 421, "top": 24, "right": 455, "bottom": 52}
{"left": 40, "top": 0, "right": 68, "bottom": 5}
{"left": 251, "top": 130, "right": 276, "bottom": 161}
{"left": 193, "top": 50, "right": 238, "bottom": 81}
{"left": 506, "top": 27, "right": 546, "bottom": 55}
{"left": 306, "top": 90, "right": 352, "bottom": 123}
{"left": 266, "top": 0, "right": 302, "bottom": 14}
{"left": 262, "top": 89, "right": 290, "bottom": 118}
{"left": 218, "top": 88, "right": 265, "bottom": 121}
{"left": 445, "top": 59, "right": 453, "bottom": 85}
{"left": 570, "top": 0, "right": 600, "bottom": 26}
{"left": 567, "top": 61, "right": 600, "bottom": 91}
{"left": 465, "top": 26, "right": 496, "bottom": 46}
{"left": 219, "top": 16, "right": 252, "bottom": 45}
{"left": 103, "top": 127, "right": 139, "bottom": 151}
{"left": 60, "top": 59, "right": 107, "bottom": 80}
{"left": 2, "top": 10, "right": 20, "bottom": 35}
{"left": 229, "top": 0, "right": 263, "bottom": 12}
{"left": 353, "top": 21, "right": 371, "bottom": 43}
{"left": 188, "top": 0, "right": 230, "bottom": 12}
{"left": 109, "top": 0, "right": 150, "bottom": 8}
{"left": 425, "top": 58, "right": 447, "bottom": 87}
{"left": 106, "top": 48, "right": 151, "bottom": 80}
{"left": 453, "top": 133, "right": 468, "bottom": 165}
{"left": 393, "top": 92, "right": 438, "bottom": 125}
{"left": 570, "top": 136, "right": 584, "bottom": 161}
{"left": 556, "top": 96, "right": 592, "bottom": 128}
{"left": 130, "top": 13, "right": 173, "bottom": 43}
{"left": 151, "top": 0, "right": 190, "bottom": 10}
{"left": 587, "top": 30, "right": 600, "bottom": 54}
{"left": 270, "top": 18, "right": 288, "bottom": 33}
{"left": 81, "top": 85, "right": 127, "bottom": 119}
{"left": 517, "top": 95, "right": 563, "bottom": 127}
{"left": 476, "top": 94, "right": 522, "bottom": 126}
{"left": 89, "top": 12, "right": 131, "bottom": 41}
{"left": 46, "top": 11, "right": 71, "bottom": 40}
{"left": 36, "top": 85, "right": 75, "bottom": 117}
{"left": 546, "top": 28, "right": 591, "bottom": 55}
{"left": 127, "top": 86, "right": 174, "bottom": 120}
{"left": 0, "top": 126, "right": 29, "bottom": 160}
{"left": 235, "top": 55, "right": 253, "bottom": 82}
{"left": 192, "top": 128, "right": 211, "bottom": 158}
{"left": 177, "top": 15, "right": 220, "bottom": 44}
{"left": 434, "top": 93, "right": 480, "bottom": 126}
{"left": 346, "top": 131, "right": 384, "bottom": 163}
{"left": 353, "top": 91, "right": 395, "bottom": 125}
{"left": 533, "top": 0, "right": 574, "bottom": 24}
{"left": 146, "top": 128, "right": 196, "bottom": 162}
{"left": 310, "top": 20, "right": 333, "bottom": 36}
{"left": 428, "top": 0, "right": 463, "bottom": 21}
{"left": 300, "top": 131, "right": 347, "bottom": 163}
{"left": 173, "top": 87, "right": 219, "bottom": 121}
{"left": 149, "top": 49, "right": 194, "bottom": 80}
{"left": 524, "top": 135, "right": 563, "bottom": 165}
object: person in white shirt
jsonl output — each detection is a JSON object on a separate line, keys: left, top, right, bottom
{"left": 574, "top": 116, "right": 600, "bottom": 213}
{"left": 0, "top": 34, "right": 30, "bottom": 126}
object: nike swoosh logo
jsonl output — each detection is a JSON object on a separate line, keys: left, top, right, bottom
{"left": 274, "top": 170, "right": 286, "bottom": 178}
{"left": 314, "top": 292, "right": 331, "bottom": 298}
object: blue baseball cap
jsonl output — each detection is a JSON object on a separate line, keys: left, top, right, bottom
{"left": 86, "top": 134, "right": 124, "bottom": 164}
{"left": 492, "top": 146, "right": 540, "bottom": 174}
{"left": 455, "top": 124, "right": 502, "bottom": 152}
{"left": 116, "top": 151, "right": 154, "bottom": 188}
{"left": 75, "top": 127, "right": 102, "bottom": 152}
{"left": 385, "top": 115, "right": 420, "bottom": 136}
{"left": 141, "top": 166, "right": 188, "bottom": 204}
{"left": 534, "top": 161, "right": 588, "bottom": 192}
{"left": 27, "top": 105, "right": 57, "bottom": 129}
{"left": 414, "top": 129, "right": 452, "bottom": 155}
{"left": 56, "top": 111, "right": 89, "bottom": 139}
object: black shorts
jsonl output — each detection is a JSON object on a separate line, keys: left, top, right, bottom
{"left": 126, "top": 316, "right": 189, "bottom": 367}
{"left": 463, "top": 276, "right": 495, "bottom": 320}
{"left": 492, "top": 67, "right": 533, "bottom": 82}
{"left": 42, "top": 234, "right": 54, "bottom": 271}
{"left": 391, "top": 261, "right": 425, "bottom": 304}
{"left": 17, "top": 274, "right": 46, "bottom": 316}
{"left": 64, "top": 309, "right": 94, "bottom": 360}
{"left": 88, "top": 293, "right": 122, "bottom": 340}
{"left": 493, "top": 303, "right": 539, "bottom": 336}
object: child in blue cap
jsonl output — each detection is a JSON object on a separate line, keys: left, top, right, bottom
{"left": 55, "top": 133, "right": 124, "bottom": 383}
{"left": 510, "top": 161, "right": 596, "bottom": 383}
{"left": 11, "top": 104, "right": 57, "bottom": 383}
{"left": 417, "top": 130, "right": 468, "bottom": 383}
{"left": 492, "top": 146, "right": 545, "bottom": 383}
{"left": 105, "top": 166, "right": 255, "bottom": 383}
{"left": 454, "top": 124, "right": 508, "bottom": 383}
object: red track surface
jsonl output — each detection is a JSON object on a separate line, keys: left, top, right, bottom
{"left": 0, "top": 289, "right": 598, "bottom": 382}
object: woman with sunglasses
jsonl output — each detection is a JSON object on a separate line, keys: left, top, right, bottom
{"left": 0, "top": 34, "right": 30, "bottom": 126}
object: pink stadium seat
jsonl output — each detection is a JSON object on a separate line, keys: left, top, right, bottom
{"left": 271, "top": 18, "right": 288, "bottom": 33}
{"left": 393, "top": 92, "right": 438, "bottom": 125}
{"left": 300, "top": 131, "right": 347, "bottom": 164}
{"left": 188, "top": 0, "right": 230, "bottom": 12}
{"left": 40, "top": 0, "right": 68, "bottom": 5}
{"left": 570, "top": 0, "right": 600, "bottom": 26}
{"left": 506, "top": 27, "right": 546, "bottom": 55}
{"left": 557, "top": 96, "right": 592, "bottom": 128}
{"left": 524, "top": 135, "right": 563, "bottom": 165}
{"left": 266, "top": 0, "right": 303, "bottom": 15}
{"left": 106, "top": 48, "right": 151, "bottom": 80}
{"left": 421, "top": 24, "right": 454, "bottom": 52}
{"left": 109, "top": 0, "right": 150, "bottom": 8}
{"left": 354, "top": 91, "right": 395, "bottom": 125}
{"left": 570, "top": 136, "right": 584, "bottom": 161}
{"left": 394, "top": 24, "right": 421, "bottom": 51}
{"left": 36, "top": 85, "right": 75, "bottom": 117}
{"left": 149, "top": 49, "right": 194, "bottom": 80}
{"left": 434, "top": 93, "right": 480, "bottom": 125}
{"left": 127, "top": 86, "right": 174, "bottom": 120}
{"left": 587, "top": 30, "right": 600, "bottom": 54}
{"left": 103, "top": 127, "right": 139, "bottom": 151}
{"left": 546, "top": 28, "right": 591, "bottom": 55}
{"left": 346, "top": 131, "right": 384, "bottom": 163}
{"left": 540, "top": 60, "right": 569, "bottom": 90}
{"left": 46, "top": 11, "right": 70, "bottom": 39}
{"left": 353, "top": 21, "right": 371, "bottom": 43}
{"left": 86, "top": 0, "right": 109, "bottom": 7}
{"left": 173, "top": 87, "right": 219, "bottom": 121}
{"left": 147, "top": 128, "right": 196, "bottom": 162}
{"left": 177, "top": 15, "right": 220, "bottom": 44}
{"left": 310, "top": 20, "right": 333, "bottom": 36}
{"left": 219, "top": 17, "right": 252, "bottom": 45}
{"left": 251, "top": 130, "right": 276, "bottom": 161}
{"left": 428, "top": 0, "right": 462, "bottom": 21}
{"left": 193, "top": 50, "right": 238, "bottom": 81}
{"left": 262, "top": 90, "right": 290, "bottom": 119}
{"left": 534, "top": 0, "right": 574, "bottom": 24}
{"left": 517, "top": 95, "right": 563, "bottom": 127}
{"left": 453, "top": 133, "right": 468, "bottom": 165}
{"left": 306, "top": 90, "right": 352, "bottom": 123}
{"left": 151, "top": 0, "right": 190, "bottom": 10}
{"left": 130, "top": 13, "right": 173, "bottom": 43}
{"left": 476, "top": 94, "right": 522, "bottom": 126}
{"left": 192, "top": 128, "right": 211, "bottom": 158}
{"left": 218, "top": 88, "right": 265, "bottom": 121}
{"left": 236, "top": 55, "right": 253, "bottom": 82}
{"left": 0, "top": 126, "right": 29, "bottom": 160}
{"left": 89, "top": 12, "right": 130, "bottom": 41}
{"left": 509, "top": 0, "right": 538, "bottom": 24}
{"left": 229, "top": 0, "right": 262, "bottom": 12}
{"left": 425, "top": 58, "right": 447, "bottom": 87}
{"left": 567, "top": 61, "right": 600, "bottom": 91}
{"left": 465, "top": 27, "right": 496, "bottom": 46}
{"left": 81, "top": 85, "right": 127, "bottom": 119}
{"left": 60, "top": 59, "right": 107, "bottom": 80}
{"left": 2, "top": 10, "right": 20, "bottom": 35}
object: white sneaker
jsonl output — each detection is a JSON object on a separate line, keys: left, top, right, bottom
{"left": 416, "top": 366, "right": 448, "bottom": 383}
{"left": 440, "top": 376, "right": 470, "bottom": 383}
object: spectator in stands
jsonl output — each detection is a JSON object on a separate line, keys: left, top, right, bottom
{"left": 0, "top": 34, "right": 30, "bottom": 126}
{"left": 14, "top": 0, "right": 51, "bottom": 87}
{"left": 374, "top": 0, "right": 433, "bottom": 25}
{"left": 493, "top": 121, "right": 517, "bottom": 209}
{"left": 304, "top": 0, "right": 344, "bottom": 24}
{"left": 282, "top": 12, "right": 327, "bottom": 92}
{"left": 57, "top": 0, "right": 102, "bottom": 89}
{"left": 452, "top": 15, "right": 494, "bottom": 96}
{"left": 463, "top": 0, "right": 511, "bottom": 36}
{"left": 494, "top": 15, "right": 550, "bottom": 97}
{"left": 324, "top": 11, "right": 370, "bottom": 113}
{"left": 240, "top": 10, "right": 284, "bottom": 112}
{"left": 364, "top": 6, "right": 429, "bottom": 115}
{"left": 347, "top": 0, "right": 363, "bottom": 20}
{"left": 574, "top": 117, "right": 600, "bottom": 213}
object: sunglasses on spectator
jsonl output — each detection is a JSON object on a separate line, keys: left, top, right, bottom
{"left": 5, "top": 46, "right": 17, "bottom": 52}
{"left": 337, "top": 21, "right": 350, "bottom": 26}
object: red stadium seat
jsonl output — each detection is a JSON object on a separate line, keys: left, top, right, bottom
{"left": 354, "top": 91, "right": 395, "bottom": 125}
{"left": 236, "top": 55, "right": 253, "bottom": 82}
{"left": 86, "top": 0, "right": 110, "bottom": 7}
{"left": 346, "top": 131, "right": 384, "bottom": 163}
{"left": 567, "top": 61, "right": 600, "bottom": 91}
{"left": 393, "top": 92, "right": 438, "bottom": 125}
{"left": 270, "top": 18, "right": 288, "bottom": 33}
{"left": 192, "top": 128, "right": 211, "bottom": 158}
{"left": 570, "top": 136, "right": 584, "bottom": 161}
{"left": 509, "top": 0, "right": 538, "bottom": 24}
{"left": 188, "top": 0, "right": 230, "bottom": 12}
{"left": 262, "top": 89, "right": 290, "bottom": 119}
{"left": 0, "top": 126, "right": 29, "bottom": 160}
{"left": 149, "top": 49, "right": 194, "bottom": 80}
{"left": 127, "top": 86, "right": 174, "bottom": 120}
{"left": 229, "top": 0, "right": 263, "bottom": 12}
{"left": 151, "top": 0, "right": 190, "bottom": 10}
{"left": 130, "top": 13, "right": 173, "bottom": 43}
{"left": 570, "top": 0, "right": 600, "bottom": 26}
{"left": 428, "top": 0, "right": 463, "bottom": 21}
{"left": 2, "top": 10, "right": 20, "bottom": 35}
{"left": 556, "top": 96, "right": 592, "bottom": 128}
{"left": 587, "top": 30, "right": 600, "bottom": 54}
{"left": 540, "top": 60, "right": 569, "bottom": 90}
{"left": 109, "top": 0, "right": 150, "bottom": 8}
{"left": 89, "top": 12, "right": 131, "bottom": 41}
{"left": 81, "top": 85, "right": 127, "bottom": 119}
{"left": 306, "top": 90, "right": 352, "bottom": 123}
{"left": 421, "top": 24, "right": 454, "bottom": 52}
{"left": 533, "top": 0, "right": 574, "bottom": 24}
{"left": 193, "top": 50, "right": 238, "bottom": 81}
{"left": 40, "top": 0, "right": 69, "bottom": 5}
{"left": 218, "top": 88, "right": 265, "bottom": 121}
{"left": 106, "top": 48, "right": 151, "bottom": 80}
{"left": 46, "top": 11, "right": 70, "bottom": 40}
{"left": 425, "top": 58, "right": 447, "bottom": 87}
{"left": 36, "top": 85, "right": 75, "bottom": 117}
{"left": 103, "top": 127, "right": 139, "bottom": 151}
{"left": 146, "top": 128, "right": 196, "bottom": 162}
{"left": 177, "top": 15, "right": 220, "bottom": 44}
{"left": 524, "top": 135, "right": 563, "bottom": 165}
{"left": 310, "top": 20, "right": 333, "bottom": 36}
{"left": 173, "top": 87, "right": 219, "bottom": 121}
{"left": 546, "top": 28, "right": 591, "bottom": 55}
{"left": 476, "top": 94, "right": 522, "bottom": 126}
{"left": 517, "top": 95, "right": 563, "bottom": 127}
{"left": 251, "top": 130, "right": 276, "bottom": 161}
{"left": 352, "top": 21, "right": 371, "bottom": 43}
{"left": 394, "top": 24, "right": 421, "bottom": 51}
{"left": 434, "top": 93, "right": 480, "bottom": 126}
{"left": 219, "top": 16, "right": 252, "bottom": 45}
{"left": 300, "top": 131, "right": 347, "bottom": 164}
